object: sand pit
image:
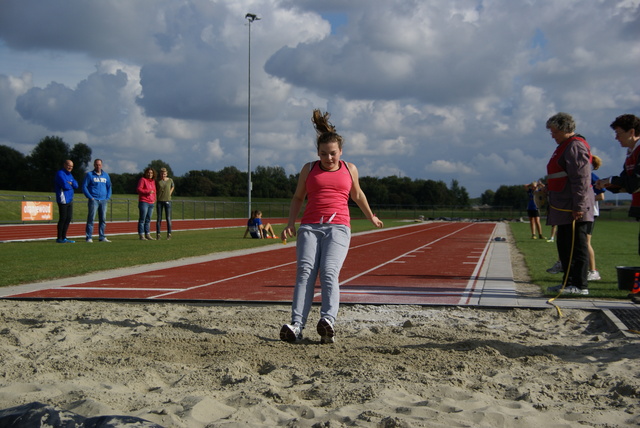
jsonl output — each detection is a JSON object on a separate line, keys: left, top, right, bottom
{"left": 0, "top": 299, "right": 638, "bottom": 427}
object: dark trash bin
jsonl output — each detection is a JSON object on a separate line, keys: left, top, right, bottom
{"left": 615, "top": 266, "right": 640, "bottom": 291}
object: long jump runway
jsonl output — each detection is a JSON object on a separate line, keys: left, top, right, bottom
{"left": 3, "top": 222, "right": 499, "bottom": 306}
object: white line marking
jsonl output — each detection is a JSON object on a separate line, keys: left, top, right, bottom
{"left": 150, "top": 260, "right": 297, "bottom": 299}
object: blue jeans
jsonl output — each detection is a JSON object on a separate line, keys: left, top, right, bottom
{"left": 156, "top": 201, "right": 172, "bottom": 234}
{"left": 86, "top": 199, "right": 108, "bottom": 240}
{"left": 291, "top": 224, "right": 351, "bottom": 327}
{"left": 138, "top": 202, "right": 155, "bottom": 235}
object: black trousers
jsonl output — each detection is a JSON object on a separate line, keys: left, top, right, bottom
{"left": 57, "top": 202, "right": 73, "bottom": 240}
{"left": 556, "top": 221, "right": 591, "bottom": 289}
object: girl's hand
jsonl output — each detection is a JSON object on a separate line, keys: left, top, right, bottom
{"left": 281, "top": 225, "right": 296, "bottom": 240}
{"left": 370, "top": 215, "right": 384, "bottom": 228}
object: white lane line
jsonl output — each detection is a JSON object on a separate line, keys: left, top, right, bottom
{"left": 65, "top": 287, "right": 184, "bottom": 292}
{"left": 313, "top": 223, "right": 479, "bottom": 299}
{"left": 149, "top": 260, "right": 297, "bottom": 299}
{"left": 459, "top": 223, "right": 496, "bottom": 305}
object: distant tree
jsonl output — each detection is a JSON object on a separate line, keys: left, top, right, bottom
{"left": 480, "top": 189, "right": 495, "bottom": 206}
{"left": 359, "top": 176, "right": 388, "bottom": 205}
{"left": 381, "top": 176, "right": 418, "bottom": 205}
{"left": 218, "top": 166, "right": 246, "bottom": 197}
{"left": 69, "top": 142, "right": 92, "bottom": 183}
{"left": 109, "top": 172, "right": 139, "bottom": 194}
{"left": 253, "top": 166, "right": 291, "bottom": 198}
{"left": 26, "top": 136, "right": 70, "bottom": 191}
{"left": 494, "top": 185, "right": 527, "bottom": 209}
{"left": 449, "top": 179, "right": 470, "bottom": 207}
{"left": 417, "top": 179, "right": 449, "bottom": 206}
{"left": 146, "top": 159, "right": 173, "bottom": 177}
{"left": 0, "top": 145, "right": 27, "bottom": 190}
{"left": 180, "top": 170, "right": 215, "bottom": 196}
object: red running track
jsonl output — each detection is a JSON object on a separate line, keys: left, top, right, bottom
{"left": 0, "top": 219, "right": 288, "bottom": 242}
{"left": 5, "top": 222, "right": 498, "bottom": 306}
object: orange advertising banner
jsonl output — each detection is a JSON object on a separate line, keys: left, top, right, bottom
{"left": 21, "top": 201, "right": 54, "bottom": 221}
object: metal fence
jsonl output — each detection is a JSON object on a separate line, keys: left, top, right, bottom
{"left": 1, "top": 196, "right": 290, "bottom": 224}
{"left": 1, "top": 194, "right": 632, "bottom": 224}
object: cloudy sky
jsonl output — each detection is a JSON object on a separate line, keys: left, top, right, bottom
{"left": 1, "top": 0, "right": 639, "bottom": 198}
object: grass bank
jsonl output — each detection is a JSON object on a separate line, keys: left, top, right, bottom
{"left": 509, "top": 219, "right": 638, "bottom": 299}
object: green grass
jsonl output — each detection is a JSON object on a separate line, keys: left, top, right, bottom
{"left": 0, "top": 219, "right": 409, "bottom": 288}
{"left": 509, "top": 220, "right": 638, "bottom": 299}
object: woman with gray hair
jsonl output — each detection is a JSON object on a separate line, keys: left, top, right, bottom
{"left": 545, "top": 112, "right": 594, "bottom": 296}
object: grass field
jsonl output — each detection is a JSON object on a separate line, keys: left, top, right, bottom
{"left": 509, "top": 219, "right": 639, "bottom": 299}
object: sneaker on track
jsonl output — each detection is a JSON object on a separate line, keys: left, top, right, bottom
{"left": 280, "top": 323, "right": 303, "bottom": 343}
{"left": 546, "top": 261, "right": 563, "bottom": 274}
{"left": 547, "top": 284, "right": 564, "bottom": 293}
{"left": 587, "top": 270, "right": 601, "bottom": 281}
{"left": 547, "top": 284, "right": 589, "bottom": 295}
{"left": 317, "top": 317, "right": 336, "bottom": 344}
{"left": 562, "top": 286, "right": 589, "bottom": 295}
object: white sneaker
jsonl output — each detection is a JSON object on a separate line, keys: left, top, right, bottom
{"left": 562, "top": 286, "right": 589, "bottom": 295}
{"left": 546, "top": 261, "right": 563, "bottom": 274}
{"left": 280, "top": 323, "right": 303, "bottom": 343}
{"left": 547, "top": 284, "right": 564, "bottom": 293}
{"left": 587, "top": 270, "right": 601, "bottom": 281}
{"left": 86, "top": 239, "right": 93, "bottom": 243}
{"left": 317, "top": 317, "right": 336, "bottom": 344}
{"left": 546, "top": 284, "right": 589, "bottom": 295}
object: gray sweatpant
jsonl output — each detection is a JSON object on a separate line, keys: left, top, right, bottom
{"left": 290, "top": 223, "right": 351, "bottom": 327}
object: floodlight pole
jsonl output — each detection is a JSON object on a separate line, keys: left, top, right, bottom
{"left": 245, "top": 13, "right": 260, "bottom": 218}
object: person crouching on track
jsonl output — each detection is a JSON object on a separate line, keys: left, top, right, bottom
{"left": 279, "top": 109, "right": 384, "bottom": 344}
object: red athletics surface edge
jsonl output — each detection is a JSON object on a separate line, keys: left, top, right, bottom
{"left": 0, "top": 218, "right": 288, "bottom": 242}
{"left": 3, "top": 222, "right": 498, "bottom": 306}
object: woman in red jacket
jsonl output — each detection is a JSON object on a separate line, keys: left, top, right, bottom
{"left": 137, "top": 167, "right": 157, "bottom": 240}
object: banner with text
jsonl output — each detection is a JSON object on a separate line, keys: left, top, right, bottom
{"left": 22, "top": 201, "right": 53, "bottom": 221}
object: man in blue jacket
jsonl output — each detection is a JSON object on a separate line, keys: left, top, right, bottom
{"left": 83, "top": 159, "right": 112, "bottom": 243}
{"left": 54, "top": 160, "right": 79, "bottom": 243}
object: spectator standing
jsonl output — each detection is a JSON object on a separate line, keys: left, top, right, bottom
{"left": 156, "top": 168, "right": 174, "bottom": 240}
{"left": 137, "top": 167, "right": 157, "bottom": 241}
{"left": 544, "top": 113, "right": 594, "bottom": 296}
{"left": 596, "top": 114, "right": 640, "bottom": 254}
{"left": 587, "top": 155, "right": 605, "bottom": 281}
{"left": 83, "top": 159, "right": 112, "bottom": 243}
{"left": 525, "top": 181, "right": 545, "bottom": 239}
{"left": 54, "top": 160, "right": 78, "bottom": 243}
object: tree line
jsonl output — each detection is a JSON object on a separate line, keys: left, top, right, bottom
{"left": 0, "top": 136, "right": 500, "bottom": 208}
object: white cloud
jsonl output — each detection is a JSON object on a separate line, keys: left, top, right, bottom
{"left": 426, "top": 160, "right": 476, "bottom": 175}
{"left": 0, "top": 0, "right": 638, "bottom": 198}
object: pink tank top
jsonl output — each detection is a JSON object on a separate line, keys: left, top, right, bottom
{"left": 301, "top": 160, "right": 353, "bottom": 226}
